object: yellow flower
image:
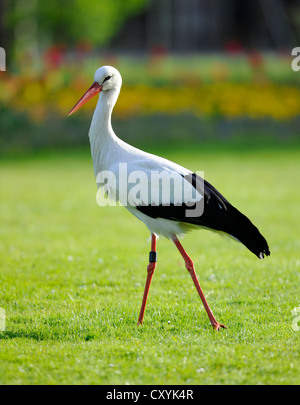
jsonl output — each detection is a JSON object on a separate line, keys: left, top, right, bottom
{"left": 1, "top": 71, "right": 300, "bottom": 121}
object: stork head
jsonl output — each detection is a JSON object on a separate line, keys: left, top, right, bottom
{"left": 94, "top": 66, "right": 122, "bottom": 92}
{"left": 68, "top": 66, "right": 122, "bottom": 116}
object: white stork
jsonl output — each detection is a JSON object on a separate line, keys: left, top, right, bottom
{"left": 68, "top": 66, "right": 270, "bottom": 331}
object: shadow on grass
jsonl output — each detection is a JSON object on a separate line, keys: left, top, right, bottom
{"left": 0, "top": 330, "right": 99, "bottom": 342}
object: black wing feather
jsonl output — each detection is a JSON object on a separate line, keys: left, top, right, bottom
{"left": 136, "top": 173, "right": 270, "bottom": 259}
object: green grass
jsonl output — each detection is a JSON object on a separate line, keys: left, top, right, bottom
{"left": 83, "top": 53, "right": 300, "bottom": 86}
{"left": 0, "top": 145, "right": 300, "bottom": 385}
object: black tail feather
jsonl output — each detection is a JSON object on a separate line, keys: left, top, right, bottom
{"left": 216, "top": 203, "right": 270, "bottom": 259}
{"left": 200, "top": 179, "right": 270, "bottom": 259}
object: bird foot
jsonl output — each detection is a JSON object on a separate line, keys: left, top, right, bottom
{"left": 211, "top": 321, "right": 227, "bottom": 331}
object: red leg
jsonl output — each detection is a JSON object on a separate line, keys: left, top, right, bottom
{"left": 137, "top": 233, "right": 157, "bottom": 325}
{"left": 172, "top": 235, "right": 226, "bottom": 331}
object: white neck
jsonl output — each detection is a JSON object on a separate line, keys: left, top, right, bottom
{"left": 88, "top": 88, "right": 120, "bottom": 177}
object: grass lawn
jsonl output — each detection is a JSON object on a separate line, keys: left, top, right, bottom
{"left": 0, "top": 144, "right": 300, "bottom": 385}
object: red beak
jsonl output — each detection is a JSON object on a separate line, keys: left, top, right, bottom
{"left": 68, "top": 82, "right": 102, "bottom": 116}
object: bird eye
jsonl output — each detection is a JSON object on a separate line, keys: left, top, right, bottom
{"left": 102, "top": 75, "right": 111, "bottom": 84}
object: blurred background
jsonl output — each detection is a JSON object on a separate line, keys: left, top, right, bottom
{"left": 0, "top": 0, "right": 300, "bottom": 155}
